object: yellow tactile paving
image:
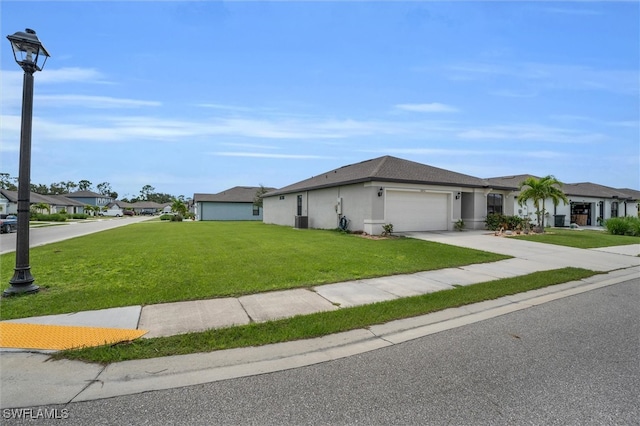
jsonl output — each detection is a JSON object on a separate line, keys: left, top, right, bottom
{"left": 0, "top": 322, "right": 147, "bottom": 351}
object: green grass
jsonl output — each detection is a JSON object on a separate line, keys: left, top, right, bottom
{"left": 54, "top": 267, "right": 598, "bottom": 363}
{"left": 512, "top": 228, "right": 640, "bottom": 248}
{"left": 0, "top": 222, "right": 509, "bottom": 320}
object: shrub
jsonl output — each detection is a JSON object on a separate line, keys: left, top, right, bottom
{"left": 454, "top": 219, "right": 465, "bottom": 231}
{"left": 159, "top": 214, "right": 173, "bottom": 221}
{"left": 485, "top": 214, "right": 528, "bottom": 231}
{"left": 605, "top": 217, "right": 640, "bottom": 236}
{"left": 170, "top": 214, "right": 184, "bottom": 222}
{"left": 33, "top": 213, "right": 67, "bottom": 222}
{"left": 70, "top": 213, "right": 89, "bottom": 219}
{"left": 381, "top": 223, "right": 393, "bottom": 236}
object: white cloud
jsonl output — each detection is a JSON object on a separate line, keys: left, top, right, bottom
{"left": 447, "top": 62, "right": 639, "bottom": 95}
{"left": 36, "top": 67, "right": 110, "bottom": 84}
{"left": 540, "top": 7, "right": 601, "bottom": 16}
{"left": 458, "top": 124, "right": 607, "bottom": 144}
{"left": 395, "top": 103, "right": 459, "bottom": 113}
{"left": 211, "top": 152, "right": 333, "bottom": 160}
{"left": 38, "top": 94, "right": 161, "bottom": 108}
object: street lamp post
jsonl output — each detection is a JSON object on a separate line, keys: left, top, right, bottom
{"left": 3, "top": 29, "right": 50, "bottom": 297}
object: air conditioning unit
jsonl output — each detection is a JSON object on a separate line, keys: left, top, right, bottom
{"left": 294, "top": 215, "right": 308, "bottom": 229}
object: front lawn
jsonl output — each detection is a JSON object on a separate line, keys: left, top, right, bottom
{"left": 0, "top": 222, "right": 509, "bottom": 320}
{"left": 512, "top": 228, "right": 640, "bottom": 248}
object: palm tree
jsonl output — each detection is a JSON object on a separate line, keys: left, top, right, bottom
{"left": 32, "top": 202, "right": 50, "bottom": 214}
{"left": 84, "top": 205, "right": 98, "bottom": 216}
{"left": 171, "top": 199, "right": 187, "bottom": 217}
{"left": 518, "top": 175, "right": 569, "bottom": 231}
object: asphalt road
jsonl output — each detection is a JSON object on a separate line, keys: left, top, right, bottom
{"left": 0, "top": 216, "right": 153, "bottom": 254}
{"left": 5, "top": 278, "right": 637, "bottom": 425}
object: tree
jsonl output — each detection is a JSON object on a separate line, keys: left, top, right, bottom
{"left": 97, "top": 182, "right": 118, "bottom": 199}
{"left": 0, "top": 173, "right": 17, "bottom": 190}
{"left": 171, "top": 198, "right": 187, "bottom": 217}
{"left": 147, "top": 192, "right": 174, "bottom": 204}
{"left": 32, "top": 202, "right": 50, "bottom": 214}
{"left": 84, "top": 205, "right": 103, "bottom": 216}
{"left": 139, "top": 185, "right": 155, "bottom": 201}
{"left": 518, "top": 175, "right": 569, "bottom": 231}
{"left": 78, "top": 180, "right": 93, "bottom": 191}
{"left": 253, "top": 184, "right": 269, "bottom": 208}
{"left": 49, "top": 181, "right": 77, "bottom": 194}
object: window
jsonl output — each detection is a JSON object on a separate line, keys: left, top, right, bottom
{"left": 252, "top": 205, "right": 259, "bottom": 216}
{"left": 611, "top": 201, "right": 618, "bottom": 218}
{"left": 297, "top": 195, "right": 303, "bottom": 216}
{"left": 487, "top": 193, "right": 503, "bottom": 215}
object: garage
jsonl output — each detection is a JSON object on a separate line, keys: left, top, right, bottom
{"left": 386, "top": 190, "right": 449, "bottom": 232}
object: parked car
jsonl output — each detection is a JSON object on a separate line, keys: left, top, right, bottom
{"left": 123, "top": 210, "right": 134, "bottom": 216}
{"left": 139, "top": 211, "right": 155, "bottom": 216}
{"left": 0, "top": 215, "right": 17, "bottom": 234}
{"left": 99, "top": 209, "right": 123, "bottom": 217}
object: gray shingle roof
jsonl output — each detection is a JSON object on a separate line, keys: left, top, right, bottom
{"left": 66, "top": 190, "right": 106, "bottom": 198}
{"left": 562, "top": 182, "right": 636, "bottom": 200}
{"left": 264, "top": 156, "right": 490, "bottom": 197}
{"left": 617, "top": 188, "right": 640, "bottom": 201}
{"left": 484, "top": 174, "right": 541, "bottom": 190}
{"left": 194, "top": 186, "right": 276, "bottom": 203}
{"left": 0, "top": 190, "right": 84, "bottom": 206}
{"left": 485, "top": 176, "right": 639, "bottom": 200}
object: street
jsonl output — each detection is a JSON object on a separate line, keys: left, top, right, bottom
{"left": 0, "top": 216, "right": 153, "bottom": 255}
{"left": 4, "top": 278, "right": 638, "bottom": 425}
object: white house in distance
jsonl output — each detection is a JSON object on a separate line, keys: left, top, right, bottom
{"left": 485, "top": 175, "right": 640, "bottom": 227}
{"left": 263, "top": 156, "right": 639, "bottom": 233}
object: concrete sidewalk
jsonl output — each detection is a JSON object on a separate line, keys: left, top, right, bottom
{"left": 1, "top": 231, "right": 639, "bottom": 408}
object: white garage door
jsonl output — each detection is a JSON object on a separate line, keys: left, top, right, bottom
{"left": 386, "top": 191, "right": 449, "bottom": 232}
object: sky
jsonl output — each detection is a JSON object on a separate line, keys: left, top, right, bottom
{"left": 1, "top": 1, "right": 638, "bottom": 201}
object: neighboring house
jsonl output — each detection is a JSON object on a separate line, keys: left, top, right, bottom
{"left": 0, "top": 191, "right": 8, "bottom": 215}
{"left": 194, "top": 186, "right": 275, "bottom": 221}
{"left": 127, "top": 201, "right": 164, "bottom": 215}
{"left": 161, "top": 203, "right": 174, "bottom": 214}
{"left": 0, "top": 189, "right": 85, "bottom": 215}
{"left": 65, "top": 190, "right": 113, "bottom": 209}
{"left": 262, "top": 156, "right": 514, "bottom": 233}
{"left": 103, "top": 200, "right": 166, "bottom": 215}
{"left": 484, "top": 177, "right": 640, "bottom": 227}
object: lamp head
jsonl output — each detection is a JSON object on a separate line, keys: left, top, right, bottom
{"left": 7, "top": 28, "right": 50, "bottom": 73}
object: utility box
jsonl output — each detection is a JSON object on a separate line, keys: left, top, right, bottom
{"left": 295, "top": 215, "right": 308, "bottom": 229}
{"left": 553, "top": 215, "right": 566, "bottom": 227}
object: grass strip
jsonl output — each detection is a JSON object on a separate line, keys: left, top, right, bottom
{"left": 54, "top": 267, "right": 598, "bottom": 364}
{"left": 512, "top": 228, "right": 640, "bottom": 248}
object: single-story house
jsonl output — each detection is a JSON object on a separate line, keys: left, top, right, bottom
{"left": 129, "top": 201, "right": 164, "bottom": 215}
{"left": 194, "top": 186, "right": 275, "bottom": 221}
{"left": 262, "top": 156, "right": 516, "bottom": 233}
{"left": 485, "top": 176, "right": 640, "bottom": 227}
{"left": 0, "top": 189, "right": 86, "bottom": 215}
{"left": 263, "top": 156, "right": 639, "bottom": 233}
{"left": 105, "top": 200, "right": 164, "bottom": 215}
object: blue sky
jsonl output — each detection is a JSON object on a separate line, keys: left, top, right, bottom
{"left": 1, "top": 1, "right": 638, "bottom": 200}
